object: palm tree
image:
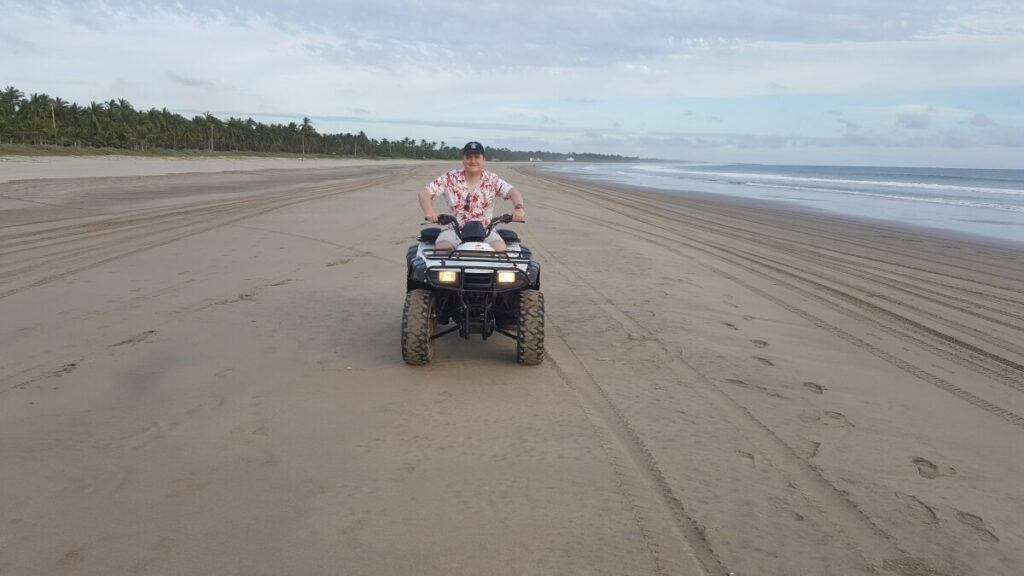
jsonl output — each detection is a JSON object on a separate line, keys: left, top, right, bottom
{"left": 299, "top": 116, "right": 315, "bottom": 155}
{"left": 86, "top": 101, "right": 107, "bottom": 146}
{"left": 0, "top": 86, "right": 24, "bottom": 141}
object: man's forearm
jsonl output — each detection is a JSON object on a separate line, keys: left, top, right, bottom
{"left": 418, "top": 189, "right": 437, "bottom": 218}
{"left": 508, "top": 188, "right": 524, "bottom": 208}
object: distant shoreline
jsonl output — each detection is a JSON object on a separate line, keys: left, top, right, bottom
{"left": 521, "top": 164, "right": 1024, "bottom": 250}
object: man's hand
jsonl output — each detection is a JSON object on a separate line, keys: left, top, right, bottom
{"left": 424, "top": 211, "right": 439, "bottom": 223}
{"left": 512, "top": 206, "right": 526, "bottom": 222}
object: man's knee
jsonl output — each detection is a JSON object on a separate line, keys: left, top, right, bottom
{"left": 489, "top": 239, "right": 507, "bottom": 252}
{"left": 435, "top": 240, "right": 454, "bottom": 252}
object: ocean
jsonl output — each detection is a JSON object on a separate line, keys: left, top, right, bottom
{"left": 537, "top": 162, "right": 1024, "bottom": 245}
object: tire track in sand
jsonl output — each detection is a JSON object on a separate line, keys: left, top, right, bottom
{"left": 528, "top": 185, "right": 1024, "bottom": 431}
{"left": 0, "top": 171, "right": 407, "bottom": 300}
{"left": 530, "top": 229, "right": 952, "bottom": 576}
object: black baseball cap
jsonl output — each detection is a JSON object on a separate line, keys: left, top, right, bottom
{"left": 462, "top": 141, "right": 486, "bottom": 156}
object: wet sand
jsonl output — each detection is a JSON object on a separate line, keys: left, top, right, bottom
{"left": 1, "top": 157, "right": 1022, "bottom": 575}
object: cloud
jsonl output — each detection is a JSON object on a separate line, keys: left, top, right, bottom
{"left": 11, "top": 2, "right": 1024, "bottom": 107}
{"left": 936, "top": 129, "right": 973, "bottom": 148}
{"left": 925, "top": 5, "right": 1024, "bottom": 36}
{"left": 897, "top": 112, "right": 931, "bottom": 129}
{"left": 167, "top": 72, "right": 214, "bottom": 88}
{"left": 42, "top": 0, "right": 1024, "bottom": 72}
{"left": 738, "top": 134, "right": 789, "bottom": 149}
{"left": 969, "top": 113, "right": 996, "bottom": 127}
{"left": 228, "top": 112, "right": 577, "bottom": 134}
{"left": 838, "top": 119, "right": 863, "bottom": 132}
{"left": 509, "top": 110, "right": 559, "bottom": 125}
{"left": 982, "top": 125, "right": 1024, "bottom": 146}
{"left": 69, "top": 11, "right": 111, "bottom": 32}
{"left": 0, "top": 32, "right": 35, "bottom": 55}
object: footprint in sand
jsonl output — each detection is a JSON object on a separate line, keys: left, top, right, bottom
{"left": 799, "top": 410, "right": 853, "bottom": 427}
{"left": 956, "top": 511, "right": 999, "bottom": 543}
{"left": 215, "top": 292, "right": 256, "bottom": 305}
{"left": 55, "top": 362, "right": 78, "bottom": 377}
{"left": 768, "top": 496, "right": 805, "bottom": 522}
{"left": 799, "top": 411, "right": 822, "bottom": 424}
{"left": 911, "top": 456, "right": 956, "bottom": 480}
{"left": 15, "top": 361, "right": 80, "bottom": 389}
{"left": 112, "top": 330, "right": 157, "bottom": 347}
{"left": 803, "top": 382, "right": 825, "bottom": 394}
{"left": 736, "top": 450, "right": 756, "bottom": 468}
{"left": 750, "top": 339, "right": 769, "bottom": 348}
{"left": 913, "top": 456, "right": 939, "bottom": 479}
{"left": 824, "top": 411, "right": 854, "bottom": 427}
{"left": 57, "top": 549, "right": 86, "bottom": 568}
{"left": 725, "top": 378, "right": 785, "bottom": 398}
{"left": 753, "top": 356, "right": 775, "bottom": 367}
{"left": 799, "top": 439, "right": 821, "bottom": 460}
{"left": 723, "top": 322, "right": 739, "bottom": 331}
{"left": 895, "top": 492, "right": 939, "bottom": 525}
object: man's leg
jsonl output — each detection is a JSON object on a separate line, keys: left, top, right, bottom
{"left": 486, "top": 230, "right": 507, "bottom": 252}
{"left": 435, "top": 229, "right": 458, "bottom": 254}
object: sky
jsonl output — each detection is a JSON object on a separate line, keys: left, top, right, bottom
{"left": 2, "top": 0, "right": 1023, "bottom": 168}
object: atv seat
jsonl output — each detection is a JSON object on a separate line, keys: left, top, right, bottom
{"left": 419, "top": 227, "right": 442, "bottom": 243}
{"left": 496, "top": 229, "right": 520, "bottom": 243}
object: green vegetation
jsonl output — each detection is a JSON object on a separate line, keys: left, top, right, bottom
{"left": 0, "top": 86, "right": 638, "bottom": 162}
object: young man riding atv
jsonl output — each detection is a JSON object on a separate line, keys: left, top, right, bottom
{"left": 404, "top": 141, "right": 543, "bottom": 365}
{"left": 418, "top": 141, "right": 527, "bottom": 248}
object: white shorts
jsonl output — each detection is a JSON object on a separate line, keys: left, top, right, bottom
{"left": 436, "top": 228, "right": 504, "bottom": 247}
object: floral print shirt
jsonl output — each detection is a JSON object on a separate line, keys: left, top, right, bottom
{"left": 426, "top": 169, "right": 513, "bottom": 227}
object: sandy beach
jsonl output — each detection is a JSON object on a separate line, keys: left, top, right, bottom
{"left": 1, "top": 156, "right": 1022, "bottom": 576}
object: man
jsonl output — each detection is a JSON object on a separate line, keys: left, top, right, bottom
{"left": 419, "top": 141, "right": 526, "bottom": 252}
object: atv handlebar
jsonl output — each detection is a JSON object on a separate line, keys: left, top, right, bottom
{"left": 431, "top": 213, "right": 522, "bottom": 232}
{"left": 489, "top": 213, "right": 516, "bottom": 231}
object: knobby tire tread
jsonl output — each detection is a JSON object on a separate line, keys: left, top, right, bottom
{"left": 402, "top": 289, "right": 435, "bottom": 365}
{"left": 517, "top": 289, "right": 545, "bottom": 365}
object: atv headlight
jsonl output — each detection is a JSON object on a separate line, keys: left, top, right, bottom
{"left": 436, "top": 270, "right": 459, "bottom": 284}
{"left": 496, "top": 270, "right": 517, "bottom": 284}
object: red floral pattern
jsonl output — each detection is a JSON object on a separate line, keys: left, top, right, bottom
{"left": 426, "top": 169, "right": 513, "bottom": 227}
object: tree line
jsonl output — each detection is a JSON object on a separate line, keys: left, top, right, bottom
{"left": 0, "top": 86, "right": 638, "bottom": 162}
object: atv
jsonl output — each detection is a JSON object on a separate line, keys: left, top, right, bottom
{"left": 403, "top": 213, "right": 543, "bottom": 365}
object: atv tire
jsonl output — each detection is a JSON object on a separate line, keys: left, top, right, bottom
{"left": 516, "top": 289, "right": 545, "bottom": 365}
{"left": 402, "top": 289, "right": 435, "bottom": 365}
